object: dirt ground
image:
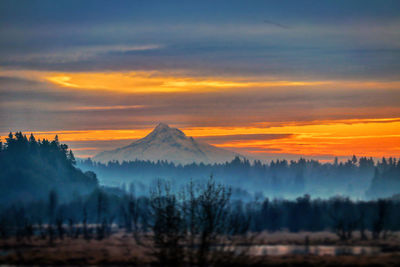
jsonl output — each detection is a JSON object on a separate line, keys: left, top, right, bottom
{"left": 1, "top": 231, "right": 400, "bottom": 266}
{"left": 253, "top": 231, "right": 400, "bottom": 247}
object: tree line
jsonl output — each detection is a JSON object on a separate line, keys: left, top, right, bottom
{"left": 80, "top": 155, "right": 400, "bottom": 199}
{"left": 0, "top": 132, "right": 98, "bottom": 203}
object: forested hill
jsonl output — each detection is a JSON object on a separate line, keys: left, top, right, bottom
{"left": 0, "top": 132, "right": 98, "bottom": 204}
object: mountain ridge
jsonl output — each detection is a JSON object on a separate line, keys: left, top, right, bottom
{"left": 93, "top": 123, "right": 243, "bottom": 164}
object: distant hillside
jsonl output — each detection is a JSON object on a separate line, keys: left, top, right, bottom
{"left": 93, "top": 123, "right": 243, "bottom": 164}
{"left": 0, "top": 132, "right": 98, "bottom": 204}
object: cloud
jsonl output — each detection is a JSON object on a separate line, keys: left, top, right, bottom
{"left": 0, "top": 44, "right": 163, "bottom": 64}
{"left": 1, "top": 69, "right": 400, "bottom": 133}
{"left": 263, "top": 19, "right": 291, "bottom": 29}
{"left": 3, "top": 69, "right": 400, "bottom": 94}
{"left": 1, "top": 15, "right": 400, "bottom": 80}
{"left": 42, "top": 71, "right": 334, "bottom": 93}
{"left": 197, "top": 134, "right": 293, "bottom": 144}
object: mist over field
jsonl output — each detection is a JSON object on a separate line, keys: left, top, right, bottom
{"left": 78, "top": 155, "right": 391, "bottom": 200}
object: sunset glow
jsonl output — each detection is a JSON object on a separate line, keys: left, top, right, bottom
{"left": 2, "top": 118, "right": 399, "bottom": 159}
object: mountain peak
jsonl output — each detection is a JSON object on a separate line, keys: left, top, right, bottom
{"left": 155, "top": 122, "right": 170, "bottom": 130}
{"left": 148, "top": 123, "right": 186, "bottom": 140}
{"left": 93, "top": 124, "right": 243, "bottom": 164}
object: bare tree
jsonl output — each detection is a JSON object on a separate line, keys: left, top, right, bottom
{"left": 372, "top": 199, "right": 388, "bottom": 239}
{"left": 129, "top": 193, "right": 140, "bottom": 242}
{"left": 329, "top": 197, "right": 358, "bottom": 240}
{"left": 149, "top": 180, "right": 185, "bottom": 266}
{"left": 82, "top": 205, "right": 90, "bottom": 241}
{"left": 47, "top": 190, "right": 58, "bottom": 244}
{"left": 196, "top": 176, "right": 231, "bottom": 266}
{"left": 181, "top": 180, "right": 199, "bottom": 266}
{"left": 358, "top": 202, "right": 368, "bottom": 240}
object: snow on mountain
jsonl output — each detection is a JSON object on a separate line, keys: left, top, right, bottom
{"left": 93, "top": 123, "right": 243, "bottom": 164}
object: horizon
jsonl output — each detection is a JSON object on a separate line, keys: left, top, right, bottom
{"left": 1, "top": 126, "right": 397, "bottom": 164}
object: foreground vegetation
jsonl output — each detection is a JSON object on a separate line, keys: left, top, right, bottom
{"left": 1, "top": 176, "right": 400, "bottom": 266}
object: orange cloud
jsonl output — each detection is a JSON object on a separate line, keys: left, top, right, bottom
{"left": 2, "top": 69, "right": 400, "bottom": 94}
{"left": 43, "top": 73, "right": 400, "bottom": 93}
{"left": 43, "top": 71, "right": 332, "bottom": 93}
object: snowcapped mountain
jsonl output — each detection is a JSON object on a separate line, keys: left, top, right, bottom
{"left": 93, "top": 123, "right": 242, "bottom": 164}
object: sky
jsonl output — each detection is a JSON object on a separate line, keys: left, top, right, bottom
{"left": 1, "top": 0, "right": 400, "bottom": 161}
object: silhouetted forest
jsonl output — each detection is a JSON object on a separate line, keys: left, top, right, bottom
{"left": 0, "top": 132, "right": 98, "bottom": 203}
{"left": 79, "top": 156, "right": 400, "bottom": 199}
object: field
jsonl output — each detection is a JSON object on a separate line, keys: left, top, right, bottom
{"left": 1, "top": 231, "right": 400, "bottom": 266}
